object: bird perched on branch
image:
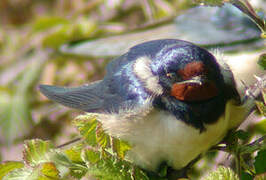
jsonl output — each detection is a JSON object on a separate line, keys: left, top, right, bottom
{"left": 39, "top": 39, "right": 260, "bottom": 175}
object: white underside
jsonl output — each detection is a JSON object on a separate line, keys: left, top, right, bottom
{"left": 95, "top": 99, "right": 246, "bottom": 171}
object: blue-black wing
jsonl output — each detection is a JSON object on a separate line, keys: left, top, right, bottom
{"left": 39, "top": 79, "right": 126, "bottom": 113}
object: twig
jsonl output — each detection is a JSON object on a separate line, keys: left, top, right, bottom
{"left": 56, "top": 137, "right": 82, "bottom": 148}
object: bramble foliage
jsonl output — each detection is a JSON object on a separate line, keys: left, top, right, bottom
{"left": 0, "top": 112, "right": 266, "bottom": 179}
{"left": 0, "top": 0, "right": 265, "bottom": 179}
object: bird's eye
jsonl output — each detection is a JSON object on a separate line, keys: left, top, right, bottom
{"left": 166, "top": 72, "right": 176, "bottom": 79}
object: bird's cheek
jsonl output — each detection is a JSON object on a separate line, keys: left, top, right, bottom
{"left": 170, "top": 82, "right": 219, "bottom": 101}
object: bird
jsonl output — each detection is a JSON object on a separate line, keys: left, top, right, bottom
{"left": 39, "top": 39, "right": 256, "bottom": 175}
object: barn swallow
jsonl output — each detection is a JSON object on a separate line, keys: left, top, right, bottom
{"left": 40, "top": 39, "right": 249, "bottom": 172}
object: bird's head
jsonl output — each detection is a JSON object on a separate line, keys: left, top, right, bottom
{"left": 131, "top": 39, "right": 238, "bottom": 102}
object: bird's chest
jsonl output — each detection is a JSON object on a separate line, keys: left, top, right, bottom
{"left": 98, "top": 107, "right": 230, "bottom": 171}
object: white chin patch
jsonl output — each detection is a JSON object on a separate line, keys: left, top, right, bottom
{"left": 133, "top": 56, "right": 163, "bottom": 96}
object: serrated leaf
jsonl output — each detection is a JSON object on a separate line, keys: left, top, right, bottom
{"left": 96, "top": 123, "right": 110, "bottom": 149}
{"left": 38, "top": 162, "right": 60, "bottom": 180}
{"left": 23, "top": 139, "right": 54, "bottom": 166}
{"left": 204, "top": 166, "right": 239, "bottom": 180}
{"left": 255, "top": 150, "right": 266, "bottom": 174}
{"left": 50, "top": 150, "right": 87, "bottom": 178}
{"left": 2, "top": 168, "right": 32, "bottom": 180}
{"left": 73, "top": 114, "right": 98, "bottom": 146}
{"left": 112, "top": 138, "right": 131, "bottom": 159}
{"left": 81, "top": 148, "right": 101, "bottom": 165}
{"left": 0, "top": 161, "right": 24, "bottom": 179}
{"left": 64, "top": 146, "right": 83, "bottom": 163}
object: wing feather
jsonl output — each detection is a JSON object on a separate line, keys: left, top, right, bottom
{"left": 39, "top": 81, "right": 105, "bottom": 112}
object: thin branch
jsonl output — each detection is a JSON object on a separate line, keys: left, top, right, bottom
{"left": 56, "top": 137, "right": 82, "bottom": 148}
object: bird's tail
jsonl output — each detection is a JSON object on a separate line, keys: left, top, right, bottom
{"left": 39, "top": 81, "right": 104, "bottom": 112}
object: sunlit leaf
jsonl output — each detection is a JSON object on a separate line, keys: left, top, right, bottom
{"left": 204, "top": 166, "right": 239, "bottom": 180}
{"left": 64, "top": 146, "right": 83, "bottom": 163}
{"left": 73, "top": 114, "right": 98, "bottom": 146}
{"left": 50, "top": 150, "right": 87, "bottom": 178}
{"left": 38, "top": 162, "right": 60, "bottom": 180}
{"left": 23, "top": 139, "right": 54, "bottom": 167}
{"left": 112, "top": 138, "right": 131, "bottom": 159}
{"left": 96, "top": 123, "right": 110, "bottom": 149}
{"left": 2, "top": 168, "right": 32, "bottom": 180}
{"left": 0, "top": 161, "right": 24, "bottom": 179}
{"left": 42, "top": 25, "right": 71, "bottom": 48}
{"left": 254, "top": 119, "right": 266, "bottom": 134}
{"left": 71, "top": 18, "right": 97, "bottom": 40}
{"left": 33, "top": 16, "right": 69, "bottom": 32}
{"left": 81, "top": 148, "right": 101, "bottom": 165}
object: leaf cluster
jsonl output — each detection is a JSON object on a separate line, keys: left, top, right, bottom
{"left": 0, "top": 115, "right": 149, "bottom": 180}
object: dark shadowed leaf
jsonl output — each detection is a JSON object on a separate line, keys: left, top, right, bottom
{"left": 255, "top": 150, "right": 266, "bottom": 174}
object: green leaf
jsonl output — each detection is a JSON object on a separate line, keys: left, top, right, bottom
{"left": 64, "top": 146, "right": 83, "bottom": 163}
{"left": 96, "top": 123, "right": 110, "bottom": 149}
{"left": 256, "top": 101, "right": 266, "bottom": 117}
{"left": 2, "top": 168, "right": 32, "bottom": 180}
{"left": 81, "top": 148, "right": 101, "bottom": 165}
{"left": 0, "top": 59, "right": 45, "bottom": 144}
{"left": 235, "top": 130, "right": 250, "bottom": 141}
{"left": 33, "top": 16, "right": 69, "bottom": 32}
{"left": 258, "top": 54, "right": 266, "bottom": 70}
{"left": 254, "top": 119, "right": 266, "bottom": 134}
{"left": 3, "top": 162, "right": 61, "bottom": 180}
{"left": 112, "top": 138, "right": 131, "bottom": 159}
{"left": 42, "top": 25, "right": 71, "bottom": 48}
{"left": 23, "top": 139, "right": 54, "bottom": 166}
{"left": 255, "top": 150, "right": 266, "bottom": 174}
{"left": 38, "top": 162, "right": 60, "bottom": 180}
{"left": 0, "top": 161, "right": 24, "bottom": 179}
{"left": 204, "top": 166, "right": 239, "bottom": 180}
{"left": 241, "top": 172, "right": 253, "bottom": 180}
{"left": 50, "top": 150, "right": 87, "bottom": 178}
{"left": 73, "top": 114, "right": 98, "bottom": 146}
{"left": 132, "top": 168, "right": 150, "bottom": 180}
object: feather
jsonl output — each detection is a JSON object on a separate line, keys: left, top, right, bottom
{"left": 39, "top": 81, "right": 105, "bottom": 112}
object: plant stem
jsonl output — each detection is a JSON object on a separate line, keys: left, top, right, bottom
{"left": 56, "top": 137, "right": 82, "bottom": 148}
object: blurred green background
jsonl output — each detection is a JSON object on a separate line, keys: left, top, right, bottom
{"left": 0, "top": 0, "right": 195, "bottom": 161}
{"left": 0, "top": 0, "right": 265, "bottom": 178}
